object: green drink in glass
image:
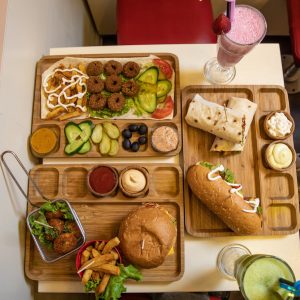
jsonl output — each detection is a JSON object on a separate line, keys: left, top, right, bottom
{"left": 217, "top": 244, "right": 295, "bottom": 300}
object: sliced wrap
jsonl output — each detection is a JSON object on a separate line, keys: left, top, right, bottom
{"left": 185, "top": 94, "right": 245, "bottom": 143}
{"left": 210, "top": 97, "right": 257, "bottom": 152}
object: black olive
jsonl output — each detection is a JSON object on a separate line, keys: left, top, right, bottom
{"left": 129, "top": 124, "right": 139, "bottom": 132}
{"left": 122, "top": 139, "right": 131, "bottom": 150}
{"left": 131, "top": 141, "right": 140, "bottom": 152}
{"left": 138, "top": 124, "right": 148, "bottom": 135}
{"left": 138, "top": 136, "right": 147, "bottom": 145}
{"left": 122, "top": 129, "right": 132, "bottom": 139}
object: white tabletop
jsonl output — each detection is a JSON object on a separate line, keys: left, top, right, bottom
{"left": 36, "top": 44, "right": 300, "bottom": 293}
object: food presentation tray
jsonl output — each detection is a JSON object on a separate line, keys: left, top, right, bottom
{"left": 25, "top": 164, "right": 184, "bottom": 282}
{"left": 182, "top": 85, "right": 299, "bottom": 237}
{"left": 31, "top": 53, "right": 181, "bottom": 158}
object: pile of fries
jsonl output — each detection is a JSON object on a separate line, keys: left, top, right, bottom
{"left": 43, "top": 63, "right": 88, "bottom": 121}
{"left": 78, "top": 237, "right": 121, "bottom": 295}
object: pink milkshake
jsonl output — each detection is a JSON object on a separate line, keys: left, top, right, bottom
{"left": 218, "top": 5, "right": 267, "bottom": 68}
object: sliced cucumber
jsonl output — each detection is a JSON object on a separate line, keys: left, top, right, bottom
{"left": 138, "top": 67, "right": 158, "bottom": 85}
{"left": 138, "top": 82, "right": 157, "bottom": 94}
{"left": 65, "top": 122, "right": 81, "bottom": 143}
{"left": 108, "top": 139, "right": 119, "bottom": 156}
{"left": 78, "top": 121, "right": 93, "bottom": 142}
{"left": 157, "top": 80, "right": 172, "bottom": 98}
{"left": 157, "top": 95, "right": 166, "bottom": 103}
{"left": 138, "top": 93, "right": 157, "bottom": 113}
{"left": 99, "top": 132, "right": 111, "bottom": 155}
{"left": 158, "top": 69, "right": 166, "bottom": 80}
{"left": 91, "top": 124, "right": 103, "bottom": 143}
{"left": 64, "top": 139, "right": 85, "bottom": 155}
{"left": 78, "top": 141, "right": 91, "bottom": 154}
{"left": 103, "top": 122, "right": 120, "bottom": 139}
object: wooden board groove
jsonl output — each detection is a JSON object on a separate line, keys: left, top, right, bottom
{"left": 25, "top": 163, "right": 184, "bottom": 282}
{"left": 32, "top": 53, "right": 181, "bottom": 158}
{"left": 181, "top": 85, "right": 300, "bottom": 237}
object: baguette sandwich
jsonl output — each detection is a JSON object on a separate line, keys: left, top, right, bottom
{"left": 187, "top": 162, "right": 262, "bottom": 235}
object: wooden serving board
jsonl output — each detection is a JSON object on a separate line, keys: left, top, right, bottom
{"left": 182, "top": 85, "right": 299, "bottom": 237}
{"left": 25, "top": 164, "right": 184, "bottom": 282}
{"left": 31, "top": 53, "right": 181, "bottom": 158}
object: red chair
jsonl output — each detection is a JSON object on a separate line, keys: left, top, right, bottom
{"left": 117, "top": 0, "right": 216, "bottom": 45}
{"left": 284, "top": 0, "right": 300, "bottom": 92}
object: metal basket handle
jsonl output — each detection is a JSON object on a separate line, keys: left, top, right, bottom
{"left": 1, "top": 150, "right": 51, "bottom": 207}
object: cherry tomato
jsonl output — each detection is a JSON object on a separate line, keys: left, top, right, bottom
{"left": 153, "top": 59, "right": 173, "bottom": 79}
{"left": 152, "top": 96, "right": 174, "bottom": 119}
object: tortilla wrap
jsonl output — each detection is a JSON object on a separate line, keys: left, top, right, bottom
{"left": 41, "top": 55, "right": 175, "bottom": 120}
{"left": 185, "top": 94, "right": 245, "bottom": 143}
{"left": 210, "top": 97, "right": 257, "bottom": 152}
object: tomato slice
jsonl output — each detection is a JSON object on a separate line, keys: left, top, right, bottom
{"left": 153, "top": 59, "right": 173, "bottom": 79}
{"left": 152, "top": 96, "right": 174, "bottom": 119}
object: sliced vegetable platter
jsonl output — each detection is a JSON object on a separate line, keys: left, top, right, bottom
{"left": 32, "top": 53, "right": 181, "bottom": 158}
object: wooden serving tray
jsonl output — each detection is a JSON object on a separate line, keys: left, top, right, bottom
{"left": 32, "top": 53, "right": 181, "bottom": 158}
{"left": 25, "top": 164, "right": 184, "bottom": 282}
{"left": 182, "top": 85, "right": 300, "bottom": 237}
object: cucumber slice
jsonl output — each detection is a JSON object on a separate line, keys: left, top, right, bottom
{"left": 99, "top": 132, "right": 111, "bottom": 155}
{"left": 103, "top": 122, "right": 120, "bottom": 139}
{"left": 157, "top": 95, "right": 166, "bottom": 103}
{"left": 157, "top": 80, "right": 172, "bottom": 98}
{"left": 138, "top": 67, "right": 158, "bottom": 84}
{"left": 64, "top": 139, "right": 85, "bottom": 155}
{"left": 139, "top": 82, "right": 157, "bottom": 94}
{"left": 91, "top": 124, "right": 103, "bottom": 143}
{"left": 158, "top": 69, "right": 166, "bottom": 80}
{"left": 138, "top": 93, "right": 157, "bottom": 113}
{"left": 78, "top": 121, "right": 93, "bottom": 142}
{"left": 64, "top": 122, "right": 81, "bottom": 143}
{"left": 78, "top": 141, "right": 91, "bottom": 154}
{"left": 108, "top": 139, "right": 119, "bottom": 156}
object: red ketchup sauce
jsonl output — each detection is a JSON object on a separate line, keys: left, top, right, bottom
{"left": 89, "top": 166, "right": 117, "bottom": 195}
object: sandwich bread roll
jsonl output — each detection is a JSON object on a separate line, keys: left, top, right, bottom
{"left": 187, "top": 164, "right": 261, "bottom": 235}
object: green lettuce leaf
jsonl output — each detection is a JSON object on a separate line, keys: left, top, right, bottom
{"left": 100, "top": 264, "right": 142, "bottom": 300}
{"left": 85, "top": 279, "right": 101, "bottom": 293}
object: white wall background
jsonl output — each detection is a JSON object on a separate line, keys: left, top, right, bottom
{"left": 0, "top": 0, "right": 98, "bottom": 299}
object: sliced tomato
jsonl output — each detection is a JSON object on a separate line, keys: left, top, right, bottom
{"left": 153, "top": 59, "right": 173, "bottom": 79}
{"left": 152, "top": 96, "right": 174, "bottom": 119}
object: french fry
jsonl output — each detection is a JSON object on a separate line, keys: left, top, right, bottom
{"left": 91, "top": 271, "right": 101, "bottom": 281}
{"left": 77, "top": 253, "right": 118, "bottom": 273}
{"left": 81, "top": 249, "right": 91, "bottom": 265}
{"left": 78, "top": 63, "right": 86, "bottom": 73}
{"left": 102, "top": 237, "right": 120, "bottom": 254}
{"left": 97, "top": 241, "right": 105, "bottom": 252}
{"left": 92, "top": 248, "right": 101, "bottom": 258}
{"left": 46, "top": 106, "right": 65, "bottom": 119}
{"left": 58, "top": 110, "right": 81, "bottom": 121}
{"left": 92, "top": 264, "right": 120, "bottom": 276}
{"left": 81, "top": 95, "right": 87, "bottom": 108}
{"left": 82, "top": 269, "right": 93, "bottom": 285}
{"left": 96, "top": 274, "right": 110, "bottom": 295}
{"left": 94, "top": 241, "right": 100, "bottom": 249}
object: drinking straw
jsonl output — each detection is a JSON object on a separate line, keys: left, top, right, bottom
{"left": 279, "top": 278, "right": 300, "bottom": 297}
{"left": 226, "top": 0, "right": 236, "bottom": 21}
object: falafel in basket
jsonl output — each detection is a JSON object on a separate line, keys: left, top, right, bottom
{"left": 1, "top": 151, "right": 86, "bottom": 263}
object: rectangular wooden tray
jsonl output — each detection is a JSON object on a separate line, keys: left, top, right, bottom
{"left": 32, "top": 53, "right": 181, "bottom": 158}
{"left": 25, "top": 164, "right": 184, "bottom": 282}
{"left": 182, "top": 85, "right": 300, "bottom": 237}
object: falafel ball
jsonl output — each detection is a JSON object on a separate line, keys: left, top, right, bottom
{"left": 121, "top": 80, "right": 140, "bottom": 97}
{"left": 86, "top": 61, "right": 103, "bottom": 76}
{"left": 87, "top": 76, "right": 104, "bottom": 93}
{"left": 65, "top": 220, "right": 81, "bottom": 238}
{"left": 53, "top": 233, "right": 78, "bottom": 254}
{"left": 45, "top": 218, "right": 65, "bottom": 241}
{"left": 45, "top": 210, "right": 64, "bottom": 220}
{"left": 122, "top": 61, "right": 140, "bottom": 78}
{"left": 88, "top": 93, "right": 107, "bottom": 110}
{"left": 105, "top": 74, "right": 122, "bottom": 93}
{"left": 104, "top": 60, "right": 122, "bottom": 75}
{"left": 107, "top": 93, "right": 126, "bottom": 112}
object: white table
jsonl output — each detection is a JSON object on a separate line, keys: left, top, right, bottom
{"left": 30, "top": 44, "right": 300, "bottom": 293}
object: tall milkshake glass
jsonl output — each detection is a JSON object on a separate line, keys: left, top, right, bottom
{"left": 204, "top": 5, "right": 267, "bottom": 84}
{"left": 217, "top": 244, "right": 296, "bottom": 300}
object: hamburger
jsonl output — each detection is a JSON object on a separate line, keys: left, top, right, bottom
{"left": 118, "top": 203, "right": 176, "bottom": 269}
